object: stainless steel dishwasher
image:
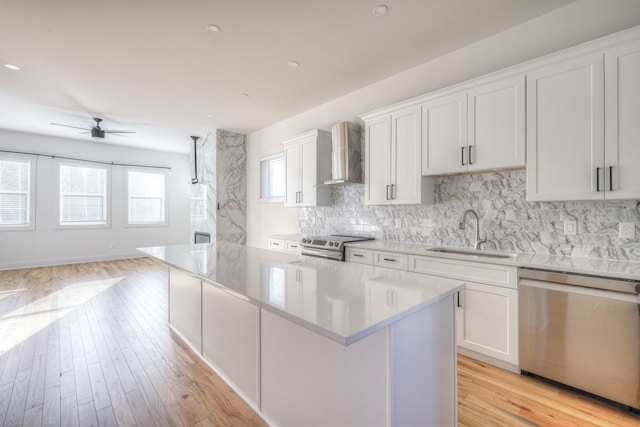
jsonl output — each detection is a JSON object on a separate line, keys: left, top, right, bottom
{"left": 519, "top": 268, "right": 640, "bottom": 411}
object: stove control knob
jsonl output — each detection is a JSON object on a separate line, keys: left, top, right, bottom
{"left": 328, "top": 241, "right": 334, "bottom": 247}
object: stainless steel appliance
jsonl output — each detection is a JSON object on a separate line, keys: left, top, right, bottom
{"left": 519, "top": 268, "right": 640, "bottom": 411}
{"left": 322, "top": 122, "right": 362, "bottom": 185}
{"left": 300, "top": 235, "right": 373, "bottom": 261}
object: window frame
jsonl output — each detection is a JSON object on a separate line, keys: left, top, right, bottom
{"left": 125, "top": 168, "right": 168, "bottom": 227}
{"left": 56, "top": 161, "right": 111, "bottom": 229}
{"left": 259, "top": 152, "right": 285, "bottom": 203}
{"left": 0, "top": 153, "right": 36, "bottom": 231}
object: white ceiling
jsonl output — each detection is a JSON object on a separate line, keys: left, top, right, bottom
{"left": 0, "top": 0, "right": 574, "bottom": 154}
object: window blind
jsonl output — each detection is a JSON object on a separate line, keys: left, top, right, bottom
{"left": 260, "top": 154, "right": 284, "bottom": 199}
{"left": 0, "top": 159, "right": 30, "bottom": 225}
{"left": 60, "top": 164, "right": 107, "bottom": 224}
{"left": 128, "top": 170, "right": 165, "bottom": 224}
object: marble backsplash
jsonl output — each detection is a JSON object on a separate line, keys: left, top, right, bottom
{"left": 299, "top": 171, "right": 640, "bottom": 261}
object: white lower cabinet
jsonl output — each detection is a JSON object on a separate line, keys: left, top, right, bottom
{"left": 456, "top": 281, "right": 518, "bottom": 366}
{"left": 169, "top": 267, "right": 202, "bottom": 352}
{"left": 409, "top": 254, "right": 519, "bottom": 368}
{"left": 201, "top": 284, "right": 260, "bottom": 407}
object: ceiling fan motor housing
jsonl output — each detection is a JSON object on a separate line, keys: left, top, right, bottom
{"left": 91, "top": 128, "right": 105, "bottom": 138}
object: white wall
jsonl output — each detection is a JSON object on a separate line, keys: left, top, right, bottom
{"left": 246, "top": 0, "right": 640, "bottom": 248}
{"left": 0, "top": 130, "right": 191, "bottom": 269}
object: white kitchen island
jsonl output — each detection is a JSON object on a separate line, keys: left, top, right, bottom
{"left": 139, "top": 243, "right": 463, "bottom": 427}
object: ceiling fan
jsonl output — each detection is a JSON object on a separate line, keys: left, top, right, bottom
{"left": 51, "top": 117, "right": 135, "bottom": 139}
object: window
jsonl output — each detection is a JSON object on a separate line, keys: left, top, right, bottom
{"left": 127, "top": 170, "right": 166, "bottom": 225}
{"left": 0, "top": 156, "right": 35, "bottom": 230}
{"left": 260, "top": 152, "right": 284, "bottom": 200}
{"left": 59, "top": 163, "right": 109, "bottom": 227}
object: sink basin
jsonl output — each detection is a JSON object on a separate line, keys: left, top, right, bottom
{"left": 426, "top": 247, "right": 516, "bottom": 259}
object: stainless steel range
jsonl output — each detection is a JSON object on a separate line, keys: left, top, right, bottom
{"left": 300, "top": 235, "right": 373, "bottom": 261}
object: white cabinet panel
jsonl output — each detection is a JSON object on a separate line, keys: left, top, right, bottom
{"left": 605, "top": 40, "right": 640, "bottom": 199}
{"left": 392, "top": 105, "right": 424, "bottom": 204}
{"left": 526, "top": 54, "right": 605, "bottom": 201}
{"left": 422, "top": 92, "right": 467, "bottom": 175}
{"left": 408, "top": 255, "right": 517, "bottom": 289}
{"left": 202, "top": 284, "right": 259, "bottom": 406}
{"left": 283, "top": 129, "right": 332, "bottom": 207}
{"left": 468, "top": 75, "right": 525, "bottom": 171}
{"left": 169, "top": 267, "right": 202, "bottom": 352}
{"left": 261, "top": 310, "right": 387, "bottom": 427}
{"left": 456, "top": 282, "right": 518, "bottom": 365}
{"left": 345, "top": 247, "right": 374, "bottom": 265}
{"left": 364, "top": 105, "right": 432, "bottom": 205}
{"left": 284, "top": 143, "right": 301, "bottom": 206}
{"left": 364, "top": 115, "right": 392, "bottom": 205}
{"left": 373, "top": 250, "right": 408, "bottom": 271}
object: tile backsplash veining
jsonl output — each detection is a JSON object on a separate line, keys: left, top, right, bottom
{"left": 299, "top": 171, "right": 640, "bottom": 261}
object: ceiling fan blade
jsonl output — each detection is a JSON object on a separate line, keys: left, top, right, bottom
{"left": 104, "top": 130, "right": 136, "bottom": 134}
{"left": 51, "top": 123, "right": 91, "bottom": 131}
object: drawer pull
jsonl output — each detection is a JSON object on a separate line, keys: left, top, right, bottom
{"left": 272, "top": 242, "right": 280, "bottom": 246}
{"left": 383, "top": 258, "right": 396, "bottom": 262}
{"left": 353, "top": 254, "right": 364, "bottom": 258}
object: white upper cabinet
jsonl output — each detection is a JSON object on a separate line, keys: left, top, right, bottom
{"left": 421, "top": 91, "right": 467, "bottom": 175}
{"left": 363, "top": 105, "right": 432, "bottom": 205}
{"left": 422, "top": 75, "right": 525, "bottom": 176}
{"left": 526, "top": 54, "right": 605, "bottom": 201}
{"left": 283, "top": 129, "right": 332, "bottom": 207}
{"left": 468, "top": 75, "right": 525, "bottom": 172}
{"left": 527, "top": 36, "right": 640, "bottom": 202}
{"left": 604, "top": 40, "right": 640, "bottom": 199}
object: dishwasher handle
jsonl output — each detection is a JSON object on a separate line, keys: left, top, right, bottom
{"left": 519, "top": 278, "right": 639, "bottom": 304}
{"left": 519, "top": 268, "right": 639, "bottom": 295}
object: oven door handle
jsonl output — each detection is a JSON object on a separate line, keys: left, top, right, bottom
{"left": 301, "top": 247, "right": 344, "bottom": 261}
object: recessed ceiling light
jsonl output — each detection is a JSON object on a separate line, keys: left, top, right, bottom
{"left": 287, "top": 61, "right": 300, "bottom": 68}
{"left": 206, "top": 24, "right": 221, "bottom": 33}
{"left": 372, "top": 5, "right": 388, "bottom": 16}
{"left": 241, "top": 93, "right": 250, "bottom": 99}
{"left": 4, "top": 63, "right": 21, "bottom": 71}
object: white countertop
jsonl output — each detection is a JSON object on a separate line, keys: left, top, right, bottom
{"left": 139, "top": 243, "right": 463, "bottom": 345}
{"left": 346, "top": 240, "right": 640, "bottom": 281}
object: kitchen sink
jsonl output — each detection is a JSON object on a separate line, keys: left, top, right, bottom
{"left": 426, "top": 247, "right": 516, "bottom": 259}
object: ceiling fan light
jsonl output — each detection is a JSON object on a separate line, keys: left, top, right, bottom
{"left": 92, "top": 128, "right": 105, "bottom": 138}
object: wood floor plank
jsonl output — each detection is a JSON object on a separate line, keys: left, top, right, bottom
{"left": 1, "top": 259, "right": 638, "bottom": 427}
{"left": 4, "top": 368, "right": 31, "bottom": 427}
{"left": 42, "top": 383, "right": 61, "bottom": 427}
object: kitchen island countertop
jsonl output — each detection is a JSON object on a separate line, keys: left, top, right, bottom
{"left": 139, "top": 243, "right": 463, "bottom": 345}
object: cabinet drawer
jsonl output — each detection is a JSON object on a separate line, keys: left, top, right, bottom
{"left": 373, "top": 251, "right": 408, "bottom": 271}
{"left": 285, "top": 241, "right": 301, "bottom": 253}
{"left": 346, "top": 248, "right": 374, "bottom": 265}
{"left": 268, "top": 238, "right": 285, "bottom": 251}
{"left": 409, "top": 255, "right": 517, "bottom": 289}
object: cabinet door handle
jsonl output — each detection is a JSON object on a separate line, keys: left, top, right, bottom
{"left": 461, "top": 146, "right": 466, "bottom": 166}
{"left": 468, "top": 145, "right": 473, "bottom": 165}
{"left": 391, "top": 184, "right": 396, "bottom": 200}
{"left": 596, "top": 168, "right": 601, "bottom": 192}
{"left": 299, "top": 191, "right": 302, "bottom": 203}
{"left": 609, "top": 166, "right": 613, "bottom": 191}
{"left": 457, "top": 290, "right": 463, "bottom": 308}
{"left": 386, "top": 185, "right": 390, "bottom": 200}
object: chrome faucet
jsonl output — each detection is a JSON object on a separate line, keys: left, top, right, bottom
{"left": 459, "top": 209, "right": 487, "bottom": 250}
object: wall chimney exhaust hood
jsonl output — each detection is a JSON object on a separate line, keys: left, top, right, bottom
{"left": 323, "top": 122, "right": 362, "bottom": 185}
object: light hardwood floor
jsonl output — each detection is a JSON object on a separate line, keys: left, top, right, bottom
{"left": 0, "top": 258, "right": 638, "bottom": 427}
